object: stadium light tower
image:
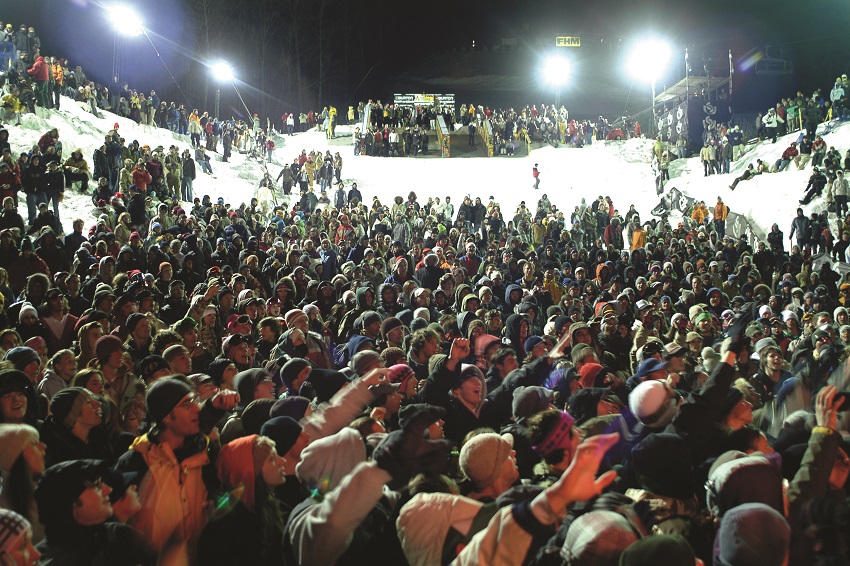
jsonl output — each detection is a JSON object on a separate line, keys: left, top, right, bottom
{"left": 542, "top": 55, "right": 572, "bottom": 107}
{"left": 627, "top": 39, "right": 673, "bottom": 135}
{"left": 108, "top": 5, "right": 144, "bottom": 89}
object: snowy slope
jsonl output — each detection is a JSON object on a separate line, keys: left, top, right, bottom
{"left": 5, "top": 96, "right": 844, "bottom": 241}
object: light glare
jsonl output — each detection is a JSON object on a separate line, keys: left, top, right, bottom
{"left": 543, "top": 56, "right": 571, "bottom": 87}
{"left": 108, "top": 5, "right": 144, "bottom": 36}
{"left": 628, "top": 39, "right": 672, "bottom": 82}
{"left": 212, "top": 61, "right": 235, "bottom": 81}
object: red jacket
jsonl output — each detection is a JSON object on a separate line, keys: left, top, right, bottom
{"left": 27, "top": 56, "right": 49, "bottom": 81}
{"left": 132, "top": 168, "right": 152, "bottom": 191}
{"left": 37, "top": 132, "right": 55, "bottom": 153}
{"left": 781, "top": 146, "right": 799, "bottom": 160}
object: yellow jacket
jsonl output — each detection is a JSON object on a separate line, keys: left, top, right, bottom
{"left": 1, "top": 94, "right": 22, "bottom": 113}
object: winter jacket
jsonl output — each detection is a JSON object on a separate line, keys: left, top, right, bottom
{"left": 26, "top": 55, "right": 49, "bottom": 81}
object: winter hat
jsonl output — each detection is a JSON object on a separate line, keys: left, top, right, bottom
{"left": 234, "top": 368, "right": 271, "bottom": 407}
{"left": 216, "top": 435, "right": 266, "bottom": 512}
{"left": 628, "top": 380, "right": 679, "bottom": 428}
{"left": 0, "top": 509, "right": 31, "bottom": 557}
{"left": 512, "top": 386, "right": 554, "bottom": 423}
{"left": 49, "top": 387, "right": 89, "bottom": 430}
{"left": 380, "top": 317, "right": 403, "bottom": 341}
{"left": 94, "top": 335, "right": 124, "bottom": 363}
{"left": 145, "top": 377, "right": 193, "bottom": 424}
{"left": 523, "top": 336, "right": 544, "bottom": 355}
{"left": 396, "top": 492, "right": 486, "bottom": 566}
{"left": 172, "top": 317, "right": 197, "bottom": 336}
{"left": 284, "top": 309, "right": 308, "bottom": 329}
{"left": 715, "top": 503, "right": 790, "bottom": 566}
{"left": 260, "top": 416, "right": 303, "bottom": 455}
{"left": 125, "top": 312, "right": 146, "bottom": 334}
{"left": 619, "top": 534, "right": 696, "bottom": 566}
{"left": 163, "top": 344, "right": 187, "bottom": 365}
{"left": 630, "top": 433, "right": 694, "bottom": 500}
{"left": 349, "top": 350, "right": 382, "bottom": 376}
{"left": 578, "top": 363, "right": 608, "bottom": 389}
{"left": 459, "top": 432, "right": 513, "bottom": 489}
{"left": 305, "top": 369, "right": 349, "bottom": 404}
{"left": 360, "top": 311, "right": 381, "bottom": 328}
{"left": 19, "top": 237, "right": 33, "bottom": 253}
{"left": 241, "top": 398, "right": 277, "bottom": 436}
{"left": 17, "top": 302, "right": 37, "bottom": 321}
{"left": 561, "top": 510, "right": 642, "bottom": 565}
{"left": 3, "top": 347, "right": 40, "bottom": 372}
{"left": 0, "top": 424, "right": 39, "bottom": 472}
{"left": 474, "top": 333, "right": 501, "bottom": 359}
{"left": 35, "top": 459, "right": 110, "bottom": 534}
{"left": 280, "top": 358, "right": 311, "bottom": 391}
{"left": 207, "top": 359, "right": 234, "bottom": 386}
{"left": 387, "top": 363, "right": 415, "bottom": 385}
{"left": 269, "top": 396, "right": 310, "bottom": 420}
{"left": 296, "top": 428, "right": 366, "bottom": 493}
{"left": 701, "top": 347, "right": 721, "bottom": 374}
{"left": 138, "top": 355, "right": 170, "bottom": 383}
{"left": 707, "top": 451, "right": 784, "bottom": 517}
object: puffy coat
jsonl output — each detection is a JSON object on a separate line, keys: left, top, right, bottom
{"left": 26, "top": 55, "right": 49, "bottom": 81}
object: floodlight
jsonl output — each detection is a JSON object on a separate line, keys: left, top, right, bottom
{"left": 212, "top": 61, "right": 235, "bottom": 82}
{"left": 542, "top": 55, "right": 572, "bottom": 87}
{"left": 108, "top": 5, "right": 144, "bottom": 37}
{"left": 627, "top": 39, "right": 672, "bottom": 83}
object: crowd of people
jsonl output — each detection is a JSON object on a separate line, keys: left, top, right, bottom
{"left": 2, "top": 17, "right": 850, "bottom": 566}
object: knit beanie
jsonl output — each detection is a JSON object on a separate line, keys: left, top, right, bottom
{"left": 125, "top": 312, "right": 146, "bottom": 334}
{"left": 715, "top": 503, "right": 790, "bottom": 566}
{"left": 207, "top": 359, "right": 234, "bottom": 386}
{"left": 3, "top": 347, "right": 40, "bottom": 372}
{"left": 619, "top": 534, "right": 696, "bottom": 566}
{"left": 283, "top": 309, "right": 308, "bottom": 329}
{"left": 474, "top": 333, "right": 501, "bottom": 359}
{"left": 380, "top": 317, "right": 403, "bottom": 341}
{"left": 145, "top": 378, "right": 193, "bottom": 424}
{"left": 17, "top": 302, "right": 37, "bottom": 321}
{"left": 561, "top": 510, "right": 640, "bottom": 564}
{"left": 94, "top": 335, "right": 124, "bottom": 364}
{"left": 138, "top": 355, "right": 170, "bottom": 383}
{"left": 162, "top": 344, "right": 187, "bottom": 364}
{"left": 49, "top": 387, "right": 89, "bottom": 430}
{"left": 0, "top": 424, "right": 39, "bottom": 472}
{"left": 234, "top": 369, "right": 270, "bottom": 407}
{"left": 241, "top": 398, "right": 277, "bottom": 436}
{"left": 0, "top": 509, "right": 31, "bottom": 556}
{"left": 35, "top": 459, "right": 110, "bottom": 534}
{"left": 269, "top": 396, "right": 310, "bottom": 420}
{"left": 305, "top": 369, "right": 349, "bottom": 404}
{"left": 523, "top": 336, "right": 544, "bottom": 355}
{"left": 578, "top": 363, "right": 607, "bottom": 389}
{"left": 512, "top": 386, "right": 553, "bottom": 423}
{"left": 280, "top": 358, "right": 311, "bottom": 391}
{"left": 459, "top": 432, "right": 513, "bottom": 489}
{"left": 628, "top": 380, "right": 679, "bottom": 428}
{"left": 349, "top": 349, "right": 382, "bottom": 377}
{"left": 261, "top": 416, "right": 303, "bottom": 455}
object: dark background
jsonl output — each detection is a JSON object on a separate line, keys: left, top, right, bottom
{"left": 6, "top": 0, "right": 850, "bottom": 124}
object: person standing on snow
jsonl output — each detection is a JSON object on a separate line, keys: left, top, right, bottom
{"left": 532, "top": 163, "right": 540, "bottom": 189}
{"left": 762, "top": 107, "right": 783, "bottom": 143}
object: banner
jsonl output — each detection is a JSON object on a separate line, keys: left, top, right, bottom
{"left": 393, "top": 93, "right": 455, "bottom": 110}
{"left": 555, "top": 36, "right": 581, "bottom": 47}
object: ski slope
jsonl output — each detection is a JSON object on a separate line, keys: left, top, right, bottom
{"left": 5, "top": 95, "right": 844, "bottom": 241}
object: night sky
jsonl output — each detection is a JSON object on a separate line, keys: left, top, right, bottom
{"left": 5, "top": 0, "right": 850, "bottom": 119}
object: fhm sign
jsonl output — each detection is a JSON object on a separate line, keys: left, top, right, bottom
{"left": 555, "top": 36, "right": 580, "bottom": 47}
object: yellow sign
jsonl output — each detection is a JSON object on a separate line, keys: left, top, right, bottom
{"left": 555, "top": 36, "right": 581, "bottom": 47}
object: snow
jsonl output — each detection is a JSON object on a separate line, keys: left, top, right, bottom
{"left": 6, "top": 95, "right": 846, "bottom": 242}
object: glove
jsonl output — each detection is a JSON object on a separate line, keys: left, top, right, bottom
{"left": 372, "top": 404, "right": 451, "bottom": 484}
{"left": 725, "top": 307, "right": 753, "bottom": 355}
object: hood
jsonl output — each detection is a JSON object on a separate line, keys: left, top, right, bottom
{"left": 355, "top": 285, "right": 374, "bottom": 310}
{"left": 454, "top": 284, "right": 472, "bottom": 310}
{"left": 233, "top": 368, "right": 269, "bottom": 408}
{"left": 377, "top": 282, "right": 398, "bottom": 306}
{"left": 503, "top": 313, "right": 527, "bottom": 350}
{"left": 567, "top": 388, "right": 609, "bottom": 426}
{"left": 630, "top": 433, "right": 695, "bottom": 500}
{"left": 397, "top": 493, "right": 486, "bottom": 566}
{"left": 451, "top": 364, "right": 487, "bottom": 417}
{"left": 344, "top": 335, "right": 375, "bottom": 367}
{"left": 504, "top": 284, "right": 522, "bottom": 308}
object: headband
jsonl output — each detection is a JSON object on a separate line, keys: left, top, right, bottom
{"left": 532, "top": 411, "right": 575, "bottom": 457}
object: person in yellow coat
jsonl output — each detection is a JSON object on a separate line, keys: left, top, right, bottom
{"left": 305, "top": 155, "right": 316, "bottom": 189}
{"left": 631, "top": 221, "right": 647, "bottom": 251}
{"left": 327, "top": 106, "right": 337, "bottom": 139}
{"left": 1, "top": 86, "right": 23, "bottom": 125}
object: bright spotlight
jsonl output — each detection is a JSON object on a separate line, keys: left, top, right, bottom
{"left": 108, "top": 5, "right": 144, "bottom": 36}
{"left": 542, "top": 55, "right": 572, "bottom": 87}
{"left": 627, "top": 39, "right": 673, "bottom": 82}
{"left": 211, "top": 61, "right": 235, "bottom": 81}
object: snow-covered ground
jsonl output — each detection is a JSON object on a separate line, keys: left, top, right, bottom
{"left": 5, "top": 95, "right": 844, "bottom": 241}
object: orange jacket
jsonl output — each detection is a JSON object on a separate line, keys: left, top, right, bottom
{"left": 51, "top": 63, "right": 64, "bottom": 85}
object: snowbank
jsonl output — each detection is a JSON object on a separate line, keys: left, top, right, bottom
{"left": 5, "top": 96, "right": 845, "bottom": 241}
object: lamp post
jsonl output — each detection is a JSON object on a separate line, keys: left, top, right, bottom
{"left": 211, "top": 60, "right": 252, "bottom": 119}
{"left": 107, "top": 5, "right": 144, "bottom": 88}
{"left": 627, "top": 39, "right": 672, "bottom": 137}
